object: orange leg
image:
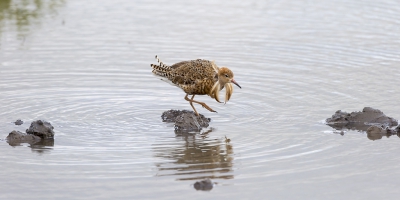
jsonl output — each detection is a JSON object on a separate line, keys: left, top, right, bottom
{"left": 184, "top": 94, "right": 217, "bottom": 115}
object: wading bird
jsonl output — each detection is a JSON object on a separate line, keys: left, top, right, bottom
{"left": 151, "top": 55, "right": 241, "bottom": 116}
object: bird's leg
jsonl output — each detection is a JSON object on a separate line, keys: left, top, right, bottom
{"left": 185, "top": 94, "right": 199, "bottom": 116}
{"left": 191, "top": 95, "right": 217, "bottom": 113}
{"left": 184, "top": 94, "right": 217, "bottom": 115}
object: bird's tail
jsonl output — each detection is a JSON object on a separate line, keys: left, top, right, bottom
{"left": 150, "top": 55, "right": 172, "bottom": 77}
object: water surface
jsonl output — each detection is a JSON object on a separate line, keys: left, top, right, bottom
{"left": 1, "top": 0, "right": 400, "bottom": 199}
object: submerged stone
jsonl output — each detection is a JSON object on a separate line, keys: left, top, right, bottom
{"left": 193, "top": 179, "right": 214, "bottom": 191}
{"left": 161, "top": 110, "right": 211, "bottom": 132}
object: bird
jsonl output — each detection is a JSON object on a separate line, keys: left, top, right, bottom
{"left": 150, "top": 55, "right": 241, "bottom": 116}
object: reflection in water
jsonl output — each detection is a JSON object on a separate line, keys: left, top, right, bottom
{"left": 327, "top": 123, "right": 400, "bottom": 141}
{"left": 366, "top": 127, "right": 400, "bottom": 141}
{"left": 8, "top": 138, "right": 54, "bottom": 154}
{"left": 29, "top": 138, "right": 54, "bottom": 154}
{"left": 153, "top": 133, "right": 234, "bottom": 181}
{"left": 0, "top": 0, "right": 65, "bottom": 41}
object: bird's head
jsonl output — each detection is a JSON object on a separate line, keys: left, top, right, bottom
{"left": 209, "top": 67, "right": 241, "bottom": 103}
{"left": 218, "top": 67, "right": 241, "bottom": 89}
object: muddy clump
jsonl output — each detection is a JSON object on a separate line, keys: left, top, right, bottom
{"left": 161, "top": 110, "right": 210, "bottom": 132}
{"left": 6, "top": 130, "right": 41, "bottom": 146}
{"left": 193, "top": 179, "right": 214, "bottom": 191}
{"left": 26, "top": 120, "right": 55, "bottom": 139}
{"left": 326, "top": 107, "right": 400, "bottom": 140}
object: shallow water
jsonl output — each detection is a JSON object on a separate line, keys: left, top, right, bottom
{"left": 1, "top": 0, "right": 400, "bottom": 199}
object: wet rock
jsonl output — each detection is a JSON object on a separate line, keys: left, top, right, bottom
{"left": 162, "top": 109, "right": 185, "bottom": 123}
{"left": 162, "top": 110, "right": 211, "bottom": 132}
{"left": 326, "top": 107, "right": 400, "bottom": 140}
{"left": 6, "top": 130, "right": 41, "bottom": 146}
{"left": 193, "top": 179, "right": 214, "bottom": 191}
{"left": 14, "top": 119, "right": 23, "bottom": 125}
{"left": 26, "top": 120, "right": 55, "bottom": 139}
{"left": 326, "top": 107, "right": 398, "bottom": 131}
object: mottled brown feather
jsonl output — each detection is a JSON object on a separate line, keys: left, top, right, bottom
{"left": 150, "top": 56, "right": 240, "bottom": 114}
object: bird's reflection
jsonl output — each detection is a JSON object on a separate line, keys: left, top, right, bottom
{"left": 153, "top": 131, "right": 234, "bottom": 181}
{"left": 327, "top": 123, "right": 400, "bottom": 141}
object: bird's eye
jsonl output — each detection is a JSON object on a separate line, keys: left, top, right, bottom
{"left": 224, "top": 74, "right": 229, "bottom": 78}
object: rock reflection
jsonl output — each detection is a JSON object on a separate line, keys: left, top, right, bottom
{"left": 0, "top": 0, "right": 65, "bottom": 40}
{"left": 327, "top": 123, "right": 400, "bottom": 141}
{"left": 28, "top": 138, "right": 54, "bottom": 154}
{"left": 8, "top": 138, "right": 54, "bottom": 154}
{"left": 153, "top": 133, "right": 234, "bottom": 181}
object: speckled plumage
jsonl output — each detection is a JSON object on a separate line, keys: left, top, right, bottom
{"left": 151, "top": 55, "right": 241, "bottom": 115}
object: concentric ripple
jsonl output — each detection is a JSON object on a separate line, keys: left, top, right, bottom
{"left": 1, "top": 0, "right": 400, "bottom": 199}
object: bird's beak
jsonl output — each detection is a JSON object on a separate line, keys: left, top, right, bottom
{"left": 231, "top": 79, "right": 241, "bottom": 89}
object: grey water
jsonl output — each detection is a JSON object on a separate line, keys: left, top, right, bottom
{"left": 1, "top": 0, "right": 400, "bottom": 199}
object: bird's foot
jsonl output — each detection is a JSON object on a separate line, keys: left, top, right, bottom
{"left": 200, "top": 103, "right": 217, "bottom": 113}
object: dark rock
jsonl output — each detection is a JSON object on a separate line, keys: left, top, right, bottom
{"left": 6, "top": 130, "right": 41, "bottom": 146}
{"left": 326, "top": 107, "right": 400, "bottom": 140}
{"left": 161, "top": 110, "right": 211, "bottom": 132}
{"left": 162, "top": 109, "right": 185, "bottom": 122}
{"left": 26, "top": 120, "right": 55, "bottom": 139}
{"left": 14, "top": 119, "right": 23, "bottom": 125}
{"left": 326, "top": 107, "right": 398, "bottom": 131}
{"left": 193, "top": 179, "right": 213, "bottom": 191}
